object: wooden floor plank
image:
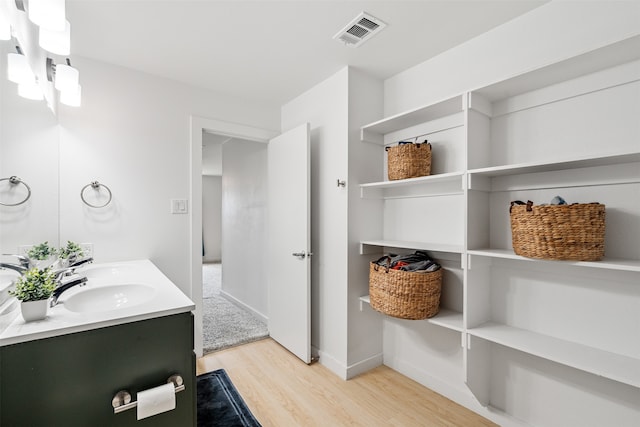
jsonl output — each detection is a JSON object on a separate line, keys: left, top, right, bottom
{"left": 196, "top": 338, "right": 497, "bottom": 427}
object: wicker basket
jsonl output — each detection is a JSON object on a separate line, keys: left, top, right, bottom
{"left": 509, "top": 201, "right": 606, "bottom": 261}
{"left": 369, "top": 262, "right": 442, "bottom": 320}
{"left": 386, "top": 142, "right": 431, "bottom": 181}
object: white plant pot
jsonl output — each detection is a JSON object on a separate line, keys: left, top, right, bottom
{"left": 20, "top": 299, "right": 49, "bottom": 322}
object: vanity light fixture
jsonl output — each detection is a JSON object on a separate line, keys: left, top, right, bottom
{"left": 13, "top": 1, "right": 25, "bottom": 12}
{"left": 46, "top": 57, "right": 81, "bottom": 107}
{"left": 0, "top": 12, "right": 11, "bottom": 40}
{"left": 18, "top": 78, "right": 44, "bottom": 100}
{"left": 53, "top": 58, "right": 78, "bottom": 92}
{"left": 60, "top": 83, "right": 81, "bottom": 107}
{"left": 38, "top": 19, "right": 70, "bottom": 55}
{"left": 28, "top": 0, "right": 66, "bottom": 31}
{"left": 2, "top": 0, "right": 79, "bottom": 107}
{"left": 7, "top": 47, "right": 35, "bottom": 85}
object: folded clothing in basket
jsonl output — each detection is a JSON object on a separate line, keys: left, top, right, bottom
{"left": 512, "top": 195, "right": 568, "bottom": 207}
{"left": 373, "top": 251, "right": 441, "bottom": 272}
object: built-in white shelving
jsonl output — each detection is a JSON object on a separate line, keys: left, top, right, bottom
{"left": 356, "top": 36, "right": 640, "bottom": 425}
{"left": 425, "top": 308, "right": 463, "bottom": 331}
{"left": 359, "top": 295, "right": 370, "bottom": 308}
{"left": 361, "top": 94, "right": 465, "bottom": 145}
{"left": 467, "top": 152, "right": 640, "bottom": 191}
{"left": 360, "top": 240, "right": 463, "bottom": 255}
{"left": 467, "top": 322, "right": 640, "bottom": 389}
{"left": 471, "top": 35, "right": 640, "bottom": 107}
{"left": 359, "top": 296, "right": 463, "bottom": 332}
{"left": 360, "top": 172, "right": 465, "bottom": 199}
{"left": 468, "top": 249, "right": 640, "bottom": 272}
{"left": 468, "top": 152, "right": 640, "bottom": 179}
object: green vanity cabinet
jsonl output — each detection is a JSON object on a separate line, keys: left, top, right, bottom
{"left": 0, "top": 312, "right": 195, "bottom": 427}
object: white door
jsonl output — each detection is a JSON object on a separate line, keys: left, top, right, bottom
{"left": 267, "top": 123, "right": 311, "bottom": 364}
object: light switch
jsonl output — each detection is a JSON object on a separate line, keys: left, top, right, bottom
{"left": 171, "top": 199, "right": 188, "bottom": 214}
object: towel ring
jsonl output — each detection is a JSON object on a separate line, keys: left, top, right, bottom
{"left": 81, "top": 181, "right": 112, "bottom": 208}
{"left": 0, "top": 176, "right": 31, "bottom": 206}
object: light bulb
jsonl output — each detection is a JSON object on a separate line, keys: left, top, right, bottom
{"left": 18, "top": 81, "right": 44, "bottom": 100}
{"left": 0, "top": 12, "right": 10, "bottom": 40}
{"left": 7, "top": 53, "right": 36, "bottom": 85}
{"left": 54, "top": 63, "right": 79, "bottom": 92}
{"left": 60, "top": 84, "right": 81, "bottom": 107}
{"left": 39, "top": 20, "right": 70, "bottom": 55}
{"left": 29, "top": 0, "right": 66, "bottom": 31}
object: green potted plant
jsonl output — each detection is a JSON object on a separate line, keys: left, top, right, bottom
{"left": 27, "top": 241, "right": 58, "bottom": 269}
{"left": 58, "top": 241, "right": 85, "bottom": 267}
{"left": 9, "top": 267, "right": 57, "bottom": 321}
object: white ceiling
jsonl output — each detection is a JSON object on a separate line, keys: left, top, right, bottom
{"left": 66, "top": 0, "right": 547, "bottom": 106}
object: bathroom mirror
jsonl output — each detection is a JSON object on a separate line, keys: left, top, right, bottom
{"left": 0, "top": 44, "right": 60, "bottom": 257}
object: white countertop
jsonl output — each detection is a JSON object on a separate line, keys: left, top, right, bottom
{"left": 0, "top": 259, "right": 195, "bottom": 347}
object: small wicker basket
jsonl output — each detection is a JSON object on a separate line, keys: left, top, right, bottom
{"left": 386, "top": 142, "right": 431, "bottom": 181}
{"left": 369, "top": 262, "right": 441, "bottom": 320}
{"left": 509, "top": 201, "right": 605, "bottom": 261}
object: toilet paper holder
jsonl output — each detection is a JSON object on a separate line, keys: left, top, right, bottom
{"left": 112, "top": 374, "right": 185, "bottom": 414}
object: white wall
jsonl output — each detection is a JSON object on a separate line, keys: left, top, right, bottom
{"left": 202, "top": 133, "right": 222, "bottom": 176}
{"left": 346, "top": 68, "right": 385, "bottom": 376}
{"left": 384, "top": 0, "right": 640, "bottom": 116}
{"left": 221, "top": 138, "right": 268, "bottom": 317}
{"left": 57, "top": 56, "right": 279, "bottom": 297}
{"left": 202, "top": 175, "right": 221, "bottom": 263}
{"left": 281, "top": 67, "right": 350, "bottom": 375}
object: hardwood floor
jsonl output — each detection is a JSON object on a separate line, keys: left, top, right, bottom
{"left": 196, "top": 338, "right": 497, "bottom": 427}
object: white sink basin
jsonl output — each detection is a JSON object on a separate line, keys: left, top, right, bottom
{"left": 64, "top": 284, "right": 156, "bottom": 313}
{"left": 82, "top": 265, "right": 138, "bottom": 280}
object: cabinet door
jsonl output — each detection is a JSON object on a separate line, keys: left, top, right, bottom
{"left": 0, "top": 313, "right": 195, "bottom": 427}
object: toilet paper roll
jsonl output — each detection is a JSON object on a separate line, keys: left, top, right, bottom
{"left": 136, "top": 382, "right": 176, "bottom": 420}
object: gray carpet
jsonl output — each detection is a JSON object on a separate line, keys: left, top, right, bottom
{"left": 202, "top": 263, "right": 269, "bottom": 354}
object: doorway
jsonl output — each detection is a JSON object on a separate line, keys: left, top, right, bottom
{"left": 201, "top": 131, "right": 268, "bottom": 354}
{"left": 190, "top": 116, "right": 277, "bottom": 356}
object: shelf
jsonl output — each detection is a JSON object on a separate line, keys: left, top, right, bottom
{"left": 359, "top": 296, "right": 463, "bottom": 332}
{"left": 359, "top": 295, "right": 370, "bottom": 307}
{"left": 468, "top": 152, "right": 640, "bottom": 179}
{"left": 467, "top": 249, "right": 640, "bottom": 272}
{"left": 360, "top": 240, "right": 463, "bottom": 255}
{"left": 361, "top": 94, "right": 465, "bottom": 145}
{"left": 467, "top": 152, "right": 640, "bottom": 192}
{"left": 472, "top": 35, "right": 640, "bottom": 103}
{"left": 426, "top": 308, "right": 464, "bottom": 332}
{"left": 360, "top": 172, "right": 465, "bottom": 199}
{"left": 467, "top": 322, "right": 640, "bottom": 389}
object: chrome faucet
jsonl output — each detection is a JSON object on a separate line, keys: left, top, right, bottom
{"left": 70, "top": 257, "right": 93, "bottom": 269}
{"left": 0, "top": 263, "right": 28, "bottom": 275}
{"left": 50, "top": 275, "right": 88, "bottom": 307}
{"left": 0, "top": 254, "right": 32, "bottom": 275}
{"left": 52, "top": 257, "right": 94, "bottom": 281}
{"left": 49, "top": 257, "right": 94, "bottom": 307}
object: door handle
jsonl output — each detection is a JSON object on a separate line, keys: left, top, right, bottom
{"left": 292, "top": 251, "right": 313, "bottom": 259}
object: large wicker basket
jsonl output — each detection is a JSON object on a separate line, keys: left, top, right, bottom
{"left": 509, "top": 201, "right": 605, "bottom": 261}
{"left": 369, "top": 262, "right": 442, "bottom": 320}
{"left": 386, "top": 142, "right": 431, "bottom": 181}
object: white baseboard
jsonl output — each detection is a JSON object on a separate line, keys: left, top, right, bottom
{"left": 219, "top": 289, "right": 268, "bottom": 324}
{"left": 312, "top": 349, "right": 384, "bottom": 381}
{"left": 345, "top": 353, "right": 384, "bottom": 380}
{"left": 313, "top": 347, "right": 348, "bottom": 380}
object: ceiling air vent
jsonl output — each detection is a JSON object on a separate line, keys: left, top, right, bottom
{"left": 333, "top": 12, "right": 386, "bottom": 48}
